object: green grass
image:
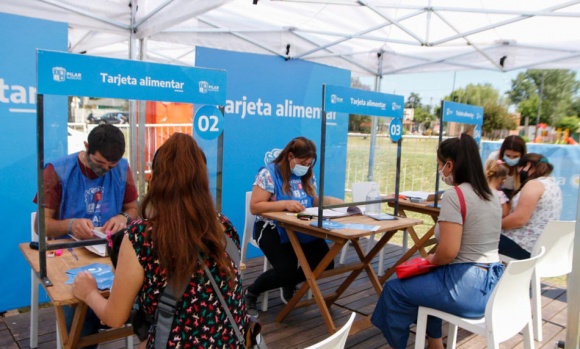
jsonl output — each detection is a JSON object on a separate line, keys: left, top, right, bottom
{"left": 343, "top": 135, "right": 443, "bottom": 245}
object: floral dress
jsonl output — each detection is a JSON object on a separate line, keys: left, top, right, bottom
{"left": 126, "top": 214, "right": 248, "bottom": 348}
{"left": 502, "top": 176, "right": 562, "bottom": 253}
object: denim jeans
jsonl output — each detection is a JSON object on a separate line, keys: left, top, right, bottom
{"left": 371, "top": 262, "right": 504, "bottom": 349}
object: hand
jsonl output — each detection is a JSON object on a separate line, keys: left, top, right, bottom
{"left": 71, "top": 218, "right": 96, "bottom": 240}
{"left": 102, "top": 214, "right": 128, "bottom": 234}
{"left": 285, "top": 200, "right": 305, "bottom": 212}
{"left": 72, "top": 271, "right": 99, "bottom": 302}
{"left": 425, "top": 254, "right": 435, "bottom": 264}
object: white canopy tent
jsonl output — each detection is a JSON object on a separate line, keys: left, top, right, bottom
{"left": 2, "top": 0, "right": 580, "bottom": 76}
{"left": 1, "top": 0, "right": 579, "bottom": 346}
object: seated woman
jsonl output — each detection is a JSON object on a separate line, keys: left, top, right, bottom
{"left": 72, "top": 133, "right": 249, "bottom": 348}
{"left": 500, "top": 153, "right": 562, "bottom": 260}
{"left": 244, "top": 136, "right": 342, "bottom": 317}
{"left": 486, "top": 135, "right": 527, "bottom": 199}
{"left": 372, "top": 133, "right": 504, "bottom": 349}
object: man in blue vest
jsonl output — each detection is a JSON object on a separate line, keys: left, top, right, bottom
{"left": 34, "top": 124, "right": 138, "bottom": 348}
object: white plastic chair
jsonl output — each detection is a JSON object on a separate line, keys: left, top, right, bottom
{"left": 415, "top": 247, "right": 545, "bottom": 349}
{"left": 530, "top": 220, "right": 575, "bottom": 341}
{"left": 339, "top": 182, "right": 393, "bottom": 275}
{"left": 240, "top": 191, "right": 270, "bottom": 311}
{"left": 304, "top": 312, "right": 356, "bottom": 349}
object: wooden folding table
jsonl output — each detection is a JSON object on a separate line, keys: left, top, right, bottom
{"left": 19, "top": 242, "right": 133, "bottom": 349}
{"left": 261, "top": 212, "right": 422, "bottom": 334}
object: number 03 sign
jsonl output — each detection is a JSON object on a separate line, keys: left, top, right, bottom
{"left": 194, "top": 105, "right": 224, "bottom": 140}
{"left": 389, "top": 118, "right": 403, "bottom": 142}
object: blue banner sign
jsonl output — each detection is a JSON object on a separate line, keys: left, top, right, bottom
{"left": 37, "top": 50, "right": 226, "bottom": 105}
{"left": 324, "top": 85, "right": 404, "bottom": 118}
{"left": 442, "top": 100, "right": 483, "bottom": 125}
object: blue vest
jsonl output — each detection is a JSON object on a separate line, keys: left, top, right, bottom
{"left": 266, "top": 163, "right": 317, "bottom": 243}
{"left": 51, "top": 152, "right": 128, "bottom": 229}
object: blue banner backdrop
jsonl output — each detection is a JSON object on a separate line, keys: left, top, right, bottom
{"left": 481, "top": 141, "right": 580, "bottom": 221}
{"left": 0, "top": 14, "right": 68, "bottom": 311}
{"left": 196, "top": 47, "right": 351, "bottom": 259}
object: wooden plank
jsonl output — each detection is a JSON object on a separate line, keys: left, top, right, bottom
{"left": 3, "top": 242, "right": 571, "bottom": 349}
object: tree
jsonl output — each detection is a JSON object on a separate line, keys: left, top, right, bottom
{"left": 442, "top": 83, "right": 513, "bottom": 135}
{"left": 507, "top": 69, "right": 580, "bottom": 126}
{"left": 405, "top": 92, "right": 422, "bottom": 109}
{"left": 555, "top": 116, "right": 580, "bottom": 134}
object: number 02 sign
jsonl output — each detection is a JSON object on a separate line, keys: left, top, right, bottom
{"left": 194, "top": 105, "right": 224, "bottom": 140}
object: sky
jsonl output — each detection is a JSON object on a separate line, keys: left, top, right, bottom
{"left": 360, "top": 69, "right": 524, "bottom": 109}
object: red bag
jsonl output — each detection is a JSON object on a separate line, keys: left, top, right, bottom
{"left": 395, "top": 257, "right": 437, "bottom": 279}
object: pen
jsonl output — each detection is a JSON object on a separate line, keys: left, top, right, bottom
{"left": 68, "top": 247, "right": 79, "bottom": 261}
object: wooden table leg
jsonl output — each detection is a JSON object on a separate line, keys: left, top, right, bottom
{"left": 380, "top": 225, "right": 436, "bottom": 284}
{"left": 55, "top": 306, "right": 69, "bottom": 348}
{"left": 275, "top": 228, "right": 343, "bottom": 334}
{"left": 67, "top": 303, "right": 87, "bottom": 349}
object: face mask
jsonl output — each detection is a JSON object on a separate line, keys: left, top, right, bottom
{"left": 503, "top": 156, "right": 520, "bottom": 167}
{"left": 86, "top": 153, "right": 110, "bottom": 177}
{"left": 291, "top": 158, "right": 309, "bottom": 177}
{"left": 519, "top": 170, "right": 529, "bottom": 183}
{"left": 438, "top": 163, "right": 454, "bottom": 186}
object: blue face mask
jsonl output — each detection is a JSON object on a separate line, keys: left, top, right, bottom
{"left": 291, "top": 158, "right": 310, "bottom": 177}
{"left": 292, "top": 164, "right": 309, "bottom": 177}
{"left": 503, "top": 156, "right": 520, "bottom": 167}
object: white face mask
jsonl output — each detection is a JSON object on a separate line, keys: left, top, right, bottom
{"left": 291, "top": 158, "right": 309, "bottom": 177}
{"left": 438, "top": 162, "right": 454, "bottom": 186}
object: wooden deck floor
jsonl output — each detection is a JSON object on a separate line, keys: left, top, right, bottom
{"left": 1, "top": 242, "right": 569, "bottom": 349}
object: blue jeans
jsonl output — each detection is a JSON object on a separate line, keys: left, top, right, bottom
{"left": 371, "top": 262, "right": 504, "bottom": 349}
{"left": 63, "top": 305, "right": 100, "bottom": 349}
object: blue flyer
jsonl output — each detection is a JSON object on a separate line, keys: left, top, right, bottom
{"left": 66, "top": 263, "right": 114, "bottom": 290}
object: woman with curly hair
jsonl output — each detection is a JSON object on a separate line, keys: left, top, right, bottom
{"left": 73, "top": 133, "right": 249, "bottom": 348}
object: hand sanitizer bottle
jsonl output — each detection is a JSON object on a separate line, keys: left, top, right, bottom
{"left": 365, "top": 183, "right": 381, "bottom": 216}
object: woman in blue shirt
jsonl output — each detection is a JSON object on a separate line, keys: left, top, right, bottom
{"left": 244, "top": 137, "right": 342, "bottom": 318}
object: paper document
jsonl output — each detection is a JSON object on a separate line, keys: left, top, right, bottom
{"left": 399, "top": 191, "right": 440, "bottom": 201}
{"left": 301, "top": 207, "right": 349, "bottom": 218}
{"left": 69, "top": 229, "right": 108, "bottom": 257}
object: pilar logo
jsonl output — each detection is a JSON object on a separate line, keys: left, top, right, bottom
{"left": 52, "top": 67, "right": 66, "bottom": 82}
{"left": 199, "top": 81, "right": 209, "bottom": 93}
{"left": 51, "top": 66, "right": 82, "bottom": 82}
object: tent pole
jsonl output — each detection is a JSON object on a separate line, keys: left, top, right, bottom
{"left": 128, "top": 0, "right": 139, "bottom": 199}
{"left": 367, "top": 51, "right": 384, "bottom": 181}
{"left": 565, "top": 187, "right": 580, "bottom": 348}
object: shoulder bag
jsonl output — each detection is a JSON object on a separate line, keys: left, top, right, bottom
{"left": 198, "top": 250, "right": 267, "bottom": 349}
{"left": 395, "top": 186, "right": 466, "bottom": 279}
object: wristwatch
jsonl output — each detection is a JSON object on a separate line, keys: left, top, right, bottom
{"left": 120, "top": 212, "right": 132, "bottom": 225}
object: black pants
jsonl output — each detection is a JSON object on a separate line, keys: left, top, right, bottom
{"left": 248, "top": 220, "right": 334, "bottom": 295}
{"left": 498, "top": 234, "right": 531, "bottom": 260}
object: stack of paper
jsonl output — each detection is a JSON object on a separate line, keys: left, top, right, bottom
{"left": 301, "top": 207, "right": 349, "bottom": 218}
{"left": 69, "top": 229, "right": 108, "bottom": 257}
